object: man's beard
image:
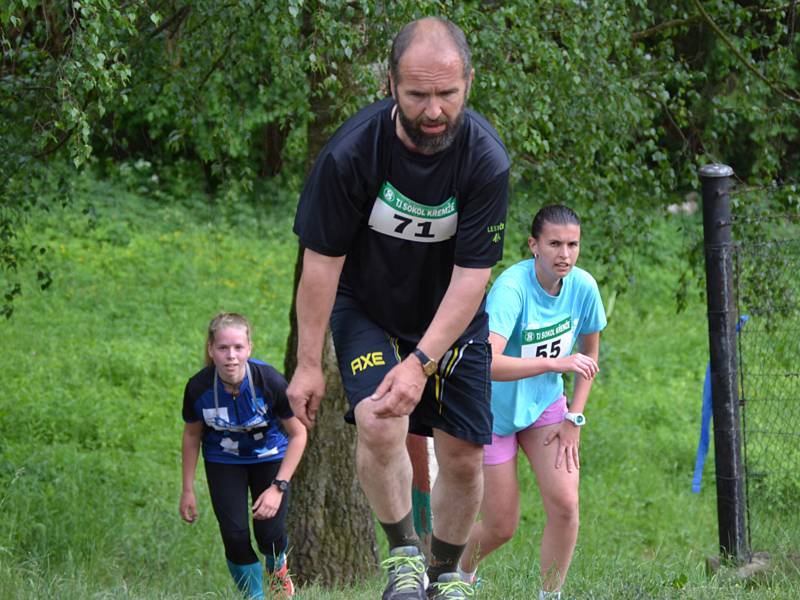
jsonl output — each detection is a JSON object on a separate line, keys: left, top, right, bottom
{"left": 397, "top": 103, "right": 465, "bottom": 155}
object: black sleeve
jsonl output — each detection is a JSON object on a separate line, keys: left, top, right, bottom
{"left": 293, "top": 151, "right": 370, "bottom": 257}
{"left": 182, "top": 378, "right": 202, "bottom": 423}
{"left": 454, "top": 169, "right": 510, "bottom": 268}
{"left": 257, "top": 363, "right": 294, "bottom": 420}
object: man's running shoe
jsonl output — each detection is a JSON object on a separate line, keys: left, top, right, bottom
{"left": 381, "top": 545, "right": 429, "bottom": 599}
{"left": 268, "top": 562, "right": 295, "bottom": 597}
{"left": 427, "top": 572, "right": 476, "bottom": 599}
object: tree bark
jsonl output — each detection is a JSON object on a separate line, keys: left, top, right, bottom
{"left": 282, "top": 2, "right": 378, "bottom": 588}
{"left": 284, "top": 246, "right": 379, "bottom": 588}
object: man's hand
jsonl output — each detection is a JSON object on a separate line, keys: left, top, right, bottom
{"left": 544, "top": 421, "right": 581, "bottom": 472}
{"left": 287, "top": 363, "right": 325, "bottom": 428}
{"left": 369, "top": 357, "right": 427, "bottom": 418}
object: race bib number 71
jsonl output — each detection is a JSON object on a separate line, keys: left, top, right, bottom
{"left": 521, "top": 317, "right": 574, "bottom": 359}
{"left": 368, "top": 181, "right": 457, "bottom": 243}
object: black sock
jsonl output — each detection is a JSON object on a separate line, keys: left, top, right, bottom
{"left": 380, "top": 511, "right": 421, "bottom": 552}
{"left": 428, "top": 535, "right": 464, "bottom": 583}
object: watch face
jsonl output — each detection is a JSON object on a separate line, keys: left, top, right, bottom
{"left": 566, "top": 413, "right": 585, "bottom": 426}
{"left": 422, "top": 361, "right": 437, "bottom": 377}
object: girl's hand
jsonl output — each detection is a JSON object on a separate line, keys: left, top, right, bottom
{"left": 180, "top": 490, "right": 198, "bottom": 523}
{"left": 555, "top": 353, "right": 598, "bottom": 380}
{"left": 544, "top": 421, "right": 581, "bottom": 472}
{"left": 252, "top": 486, "right": 283, "bottom": 520}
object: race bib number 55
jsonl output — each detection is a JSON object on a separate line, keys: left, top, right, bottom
{"left": 368, "top": 181, "right": 457, "bottom": 243}
{"left": 521, "top": 316, "right": 574, "bottom": 359}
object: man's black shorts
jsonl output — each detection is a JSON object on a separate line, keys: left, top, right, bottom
{"left": 329, "top": 288, "right": 493, "bottom": 445}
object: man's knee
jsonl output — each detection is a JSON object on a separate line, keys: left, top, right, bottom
{"left": 354, "top": 402, "right": 407, "bottom": 465}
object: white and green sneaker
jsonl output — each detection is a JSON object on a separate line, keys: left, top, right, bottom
{"left": 427, "top": 572, "right": 476, "bottom": 599}
{"left": 381, "top": 546, "right": 429, "bottom": 600}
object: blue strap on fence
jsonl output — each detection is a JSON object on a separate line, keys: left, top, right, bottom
{"left": 692, "top": 314, "right": 749, "bottom": 493}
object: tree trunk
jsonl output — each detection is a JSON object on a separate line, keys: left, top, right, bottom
{"left": 284, "top": 246, "right": 379, "bottom": 587}
{"left": 259, "top": 120, "right": 288, "bottom": 178}
{"left": 282, "top": 3, "right": 378, "bottom": 588}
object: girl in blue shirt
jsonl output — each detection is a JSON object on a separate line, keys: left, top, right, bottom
{"left": 180, "top": 313, "right": 307, "bottom": 599}
{"left": 460, "top": 206, "right": 607, "bottom": 599}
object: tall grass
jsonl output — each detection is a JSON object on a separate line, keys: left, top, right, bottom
{"left": 0, "top": 176, "right": 797, "bottom": 599}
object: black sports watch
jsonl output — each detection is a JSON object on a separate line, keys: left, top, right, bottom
{"left": 412, "top": 348, "right": 438, "bottom": 377}
{"left": 272, "top": 479, "right": 290, "bottom": 493}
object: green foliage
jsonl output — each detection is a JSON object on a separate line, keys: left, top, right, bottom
{"left": 3, "top": 0, "right": 799, "bottom": 317}
{"left": 630, "top": 0, "right": 800, "bottom": 181}
{"left": 93, "top": 0, "right": 800, "bottom": 298}
{"left": 1, "top": 0, "right": 141, "bottom": 316}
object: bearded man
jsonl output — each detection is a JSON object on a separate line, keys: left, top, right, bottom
{"left": 288, "top": 16, "right": 509, "bottom": 600}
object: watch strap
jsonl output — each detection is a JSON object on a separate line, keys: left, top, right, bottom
{"left": 564, "top": 411, "right": 586, "bottom": 427}
{"left": 412, "top": 348, "right": 438, "bottom": 377}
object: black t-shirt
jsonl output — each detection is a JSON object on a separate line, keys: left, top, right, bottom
{"left": 294, "top": 97, "right": 510, "bottom": 343}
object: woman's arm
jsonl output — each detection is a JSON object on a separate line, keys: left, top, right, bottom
{"left": 179, "top": 421, "right": 204, "bottom": 523}
{"left": 544, "top": 331, "right": 601, "bottom": 471}
{"left": 489, "top": 332, "right": 599, "bottom": 382}
{"left": 252, "top": 417, "right": 308, "bottom": 520}
{"left": 273, "top": 416, "right": 308, "bottom": 484}
{"left": 567, "top": 331, "right": 600, "bottom": 414}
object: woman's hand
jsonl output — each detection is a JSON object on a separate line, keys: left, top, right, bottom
{"left": 252, "top": 486, "right": 283, "bottom": 520}
{"left": 180, "top": 490, "right": 198, "bottom": 523}
{"left": 544, "top": 421, "right": 581, "bottom": 472}
{"left": 554, "top": 353, "right": 598, "bottom": 380}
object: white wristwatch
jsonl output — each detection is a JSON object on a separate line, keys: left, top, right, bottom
{"left": 564, "top": 412, "right": 586, "bottom": 427}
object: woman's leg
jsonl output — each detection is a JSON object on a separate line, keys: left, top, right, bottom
{"left": 459, "top": 456, "right": 521, "bottom": 574}
{"left": 205, "top": 461, "right": 264, "bottom": 598}
{"left": 205, "top": 461, "right": 259, "bottom": 564}
{"left": 518, "top": 424, "right": 580, "bottom": 593}
{"left": 247, "top": 460, "right": 289, "bottom": 570}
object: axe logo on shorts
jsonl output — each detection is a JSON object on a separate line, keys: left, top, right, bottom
{"left": 351, "top": 351, "right": 386, "bottom": 374}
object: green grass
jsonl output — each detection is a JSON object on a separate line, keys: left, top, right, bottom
{"left": 1, "top": 177, "right": 798, "bottom": 599}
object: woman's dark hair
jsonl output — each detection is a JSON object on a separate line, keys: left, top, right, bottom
{"left": 531, "top": 205, "right": 581, "bottom": 238}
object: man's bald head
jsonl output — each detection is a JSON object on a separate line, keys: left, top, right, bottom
{"left": 389, "top": 17, "right": 472, "bottom": 85}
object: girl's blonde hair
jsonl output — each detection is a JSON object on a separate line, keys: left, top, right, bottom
{"left": 204, "top": 312, "right": 252, "bottom": 366}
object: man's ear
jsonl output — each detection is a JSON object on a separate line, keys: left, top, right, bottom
{"left": 389, "top": 74, "right": 396, "bottom": 98}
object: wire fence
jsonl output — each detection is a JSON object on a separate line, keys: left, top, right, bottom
{"left": 731, "top": 183, "right": 800, "bottom": 555}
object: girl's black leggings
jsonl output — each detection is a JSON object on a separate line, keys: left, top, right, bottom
{"left": 204, "top": 459, "right": 289, "bottom": 565}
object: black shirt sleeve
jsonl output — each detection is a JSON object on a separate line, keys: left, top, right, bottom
{"left": 257, "top": 363, "right": 294, "bottom": 420}
{"left": 293, "top": 152, "right": 369, "bottom": 256}
{"left": 454, "top": 169, "right": 509, "bottom": 269}
{"left": 182, "top": 373, "right": 207, "bottom": 423}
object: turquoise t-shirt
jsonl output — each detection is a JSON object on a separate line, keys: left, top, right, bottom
{"left": 487, "top": 258, "right": 607, "bottom": 436}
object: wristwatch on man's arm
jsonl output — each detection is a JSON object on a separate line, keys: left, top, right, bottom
{"left": 412, "top": 348, "right": 438, "bottom": 377}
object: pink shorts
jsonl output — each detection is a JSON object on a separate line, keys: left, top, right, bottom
{"left": 483, "top": 395, "right": 568, "bottom": 466}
